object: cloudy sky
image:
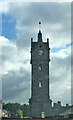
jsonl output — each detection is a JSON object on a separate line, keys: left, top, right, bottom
{"left": 0, "top": 1, "right": 71, "bottom": 106}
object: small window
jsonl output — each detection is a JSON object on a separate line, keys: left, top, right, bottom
{"left": 39, "top": 64, "right": 42, "bottom": 71}
{"left": 39, "top": 82, "right": 42, "bottom": 87}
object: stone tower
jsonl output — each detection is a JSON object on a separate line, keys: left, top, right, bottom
{"left": 29, "top": 23, "right": 52, "bottom": 118}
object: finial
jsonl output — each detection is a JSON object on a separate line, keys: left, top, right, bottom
{"left": 47, "top": 38, "right": 49, "bottom": 42}
{"left": 39, "top": 22, "right": 41, "bottom": 24}
{"left": 31, "top": 38, "right": 33, "bottom": 42}
{"left": 39, "top": 22, "right": 41, "bottom": 32}
{"left": 38, "top": 22, "right": 42, "bottom": 42}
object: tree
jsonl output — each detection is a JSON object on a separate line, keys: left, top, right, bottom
{"left": 3, "top": 102, "right": 29, "bottom": 118}
{"left": 21, "top": 104, "right": 29, "bottom": 117}
{"left": 16, "top": 109, "right": 23, "bottom": 118}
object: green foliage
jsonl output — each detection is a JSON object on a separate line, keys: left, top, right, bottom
{"left": 16, "top": 109, "right": 23, "bottom": 118}
{"left": 3, "top": 102, "right": 29, "bottom": 118}
{"left": 21, "top": 104, "right": 29, "bottom": 117}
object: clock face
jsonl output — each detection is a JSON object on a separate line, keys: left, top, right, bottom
{"left": 38, "top": 50, "right": 44, "bottom": 55}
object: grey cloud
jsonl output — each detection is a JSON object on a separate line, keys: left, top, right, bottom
{"left": 71, "top": 2, "right": 73, "bottom": 105}
{"left": 2, "top": 46, "right": 16, "bottom": 61}
{"left": 2, "top": 2, "right": 71, "bottom": 105}
{"left": 15, "top": 2, "right": 70, "bottom": 26}
{"left": 49, "top": 54, "right": 71, "bottom": 105}
{"left": 51, "top": 87, "right": 71, "bottom": 106}
{"left": 6, "top": 2, "right": 71, "bottom": 48}
{"left": 71, "top": 47, "right": 73, "bottom": 105}
{"left": 61, "top": 88, "right": 71, "bottom": 105}
{"left": 50, "top": 55, "right": 71, "bottom": 84}
{"left": 2, "top": 69, "right": 31, "bottom": 103}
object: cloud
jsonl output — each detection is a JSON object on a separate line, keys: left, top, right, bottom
{"left": 51, "top": 47, "right": 71, "bottom": 59}
{"left": 0, "top": 36, "right": 30, "bottom": 74}
{"left": 1, "top": 2, "right": 70, "bottom": 48}
{"left": 0, "top": 36, "right": 31, "bottom": 103}
{"left": 2, "top": 69, "right": 31, "bottom": 104}
{"left": 0, "top": 2, "right": 71, "bottom": 105}
{"left": 1, "top": 35, "right": 71, "bottom": 105}
{"left": 49, "top": 45, "right": 71, "bottom": 105}
{"left": 0, "top": 1, "right": 9, "bottom": 14}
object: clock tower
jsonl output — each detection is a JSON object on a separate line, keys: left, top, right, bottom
{"left": 29, "top": 23, "right": 52, "bottom": 118}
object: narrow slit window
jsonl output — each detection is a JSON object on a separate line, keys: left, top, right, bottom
{"left": 39, "top": 64, "right": 42, "bottom": 71}
{"left": 39, "top": 82, "right": 42, "bottom": 87}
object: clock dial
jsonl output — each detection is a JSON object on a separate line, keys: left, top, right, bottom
{"left": 38, "top": 50, "right": 44, "bottom": 55}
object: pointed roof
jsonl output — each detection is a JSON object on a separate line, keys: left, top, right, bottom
{"left": 38, "top": 22, "right": 42, "bottom": 42}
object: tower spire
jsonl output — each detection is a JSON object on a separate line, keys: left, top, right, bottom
{"left": 38, "top": 22, "right": 42, "bottom": 42}
{"left": 39, "top": 22, "right": 41, "bottom": 32}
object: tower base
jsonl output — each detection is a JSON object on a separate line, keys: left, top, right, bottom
{"left": 29, "top": 98, "right": 52, "bottom": 118}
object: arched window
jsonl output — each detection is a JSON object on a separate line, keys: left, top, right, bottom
{"left": 39, "top": 82, "right": 42, "bottom": 87}
{"left": 39, "top": 64, "right": 42, "bottom": 71}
